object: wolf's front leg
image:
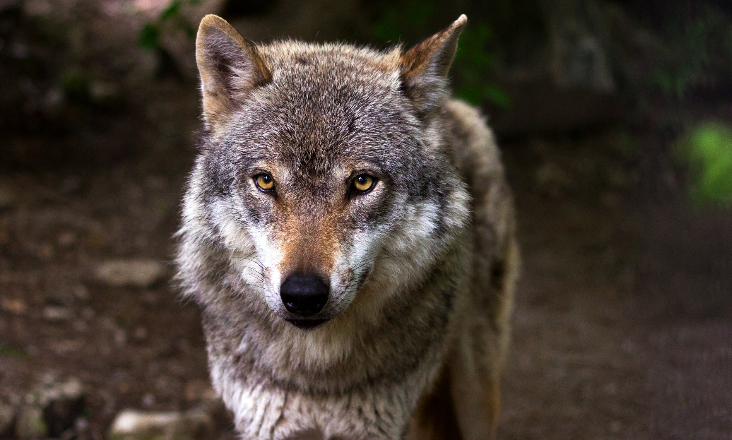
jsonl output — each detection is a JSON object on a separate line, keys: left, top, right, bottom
{"left": 407, "top": 364, "right": 464, "bottom": 440}
{"left": 408, "top": 325, "right": 506, "bottom": 440}
{"left": 448, "top": 349, "right": 501, "bottom": 440}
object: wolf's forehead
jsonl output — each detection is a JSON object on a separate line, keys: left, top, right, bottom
{"left": 274, "top": 68, "right": 398, "bottom": 110}
{"left": 262, "top": 42, "right": 400, "bottom": 75}
{"left": 228, "top": 44, "right": 413, "bottom": 174}
{"left": 262, "top": 43, "right": 402, "bottom": 96}
{"left": 248, "top": 78, "right": 405, "bottom": 160}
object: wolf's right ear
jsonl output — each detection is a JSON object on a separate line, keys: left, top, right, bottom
{"left": 196, "top": 14, "right": 271, "bottom": 126}
{"left": 399, "top": 15, "right": 467, "bottom": 117}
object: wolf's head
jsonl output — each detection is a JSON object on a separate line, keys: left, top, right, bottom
{"left": 178, "top": 15, "right": 470, "bottom": 332}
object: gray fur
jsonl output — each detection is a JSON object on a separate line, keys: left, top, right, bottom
{"left": 176, "top": 14, "right": 518, "bottom": 440}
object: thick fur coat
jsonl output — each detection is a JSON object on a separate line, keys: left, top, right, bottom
{"left": 175, "top": 14, "right": 519, "bottom": 440}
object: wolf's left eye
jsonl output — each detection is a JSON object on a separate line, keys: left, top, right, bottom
{"left": 351, "top": 174, "right": 376, "bottom": 194}
{"left": 254, "top": 173, "right": 275, "bottom": 192}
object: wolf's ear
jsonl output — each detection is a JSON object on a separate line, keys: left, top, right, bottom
{"left": 196, "top": 14, "right": 271, "bottom": 126}
{"left": 399, "top": 15, "right": 467, "bottom": 117}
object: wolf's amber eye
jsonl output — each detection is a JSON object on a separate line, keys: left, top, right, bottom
{"left": 254, "top": 174, "right": 275, "bottom": 192}
{"left": 352, "top": 174, "right": 376, "bottom": 193}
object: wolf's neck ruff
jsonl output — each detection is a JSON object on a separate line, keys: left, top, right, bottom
{"left": 176, "top": 13, "right": 518, "bottom": 440}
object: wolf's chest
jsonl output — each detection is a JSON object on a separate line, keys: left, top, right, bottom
{"left": 212, "top": 362, "right": 436, "bottom": 440}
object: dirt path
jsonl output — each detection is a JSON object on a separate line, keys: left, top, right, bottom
{"left": 498, "top": 143, "right": 732, "bottom": 439}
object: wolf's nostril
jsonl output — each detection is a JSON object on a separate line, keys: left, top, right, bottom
{"left": 280, "top": 273, "right": 329, "bottom": 316}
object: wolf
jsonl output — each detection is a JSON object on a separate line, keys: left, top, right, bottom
{"left": 175, "top": 13, "right": 519, "bottom": 440}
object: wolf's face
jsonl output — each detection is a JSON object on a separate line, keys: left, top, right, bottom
{"left": 182, "top": 16, "right": 469, "bottom": 331}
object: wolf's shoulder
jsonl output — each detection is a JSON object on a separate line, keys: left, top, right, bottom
{"left": 441, "top": 99, "right": 504, "bottom": 188}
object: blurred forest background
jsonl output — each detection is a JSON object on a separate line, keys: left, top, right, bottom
{"left": 1, "top": 0, "right": 731, "bottom": 439}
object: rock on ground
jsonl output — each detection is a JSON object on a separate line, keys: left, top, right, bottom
{"left": 108, "top": 409, "right": 214, "bottom": 440}
{"left": 39, "top": 377, "right": 85, "bottom": 437}
{"left": 11, "top": 376, "right": 86, "bottom": 439}
{"left": 95, "top": 259, "right": 166, "bottom": 288}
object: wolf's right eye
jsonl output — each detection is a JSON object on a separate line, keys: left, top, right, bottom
{"left": 254, "top": 174, "right": 275, "bottom": 192}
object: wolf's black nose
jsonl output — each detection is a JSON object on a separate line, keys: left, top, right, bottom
{"left": 280, "top": 273, "right": 329, "bottom": 316}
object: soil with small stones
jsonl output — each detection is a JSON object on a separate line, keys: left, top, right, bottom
{"left": 1, "top": 2, "right": 731, "bottom": 439}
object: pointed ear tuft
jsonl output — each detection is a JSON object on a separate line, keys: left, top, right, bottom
{"left": 196, "top": 14, "right": 271, "bottom": 126}
{"left": 400, "top": 15, "right": 467, "bottom": 117}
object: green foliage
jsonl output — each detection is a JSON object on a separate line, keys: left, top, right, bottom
{"left": 676, "top": 122, "right": 732, "bottom": 207}
{"left": 652, "top": 20, "right": 708, "bottom": 100}
{"left": 653, "top": 6, "right": 732, "bottom": 101}
{"left": 372, "top": 0, "right": 435, "bottom": 44}
{"left": 138, "top": 23, "right": 161, "bottom": 49}
{"left": 138, "top": 0, "right": 199, "bottom": 49}
{"left": 453, "top": 25, "right": 510, "bottom": 107}
{"left": 371, "top": 0, "right": 509, "bottom": 108}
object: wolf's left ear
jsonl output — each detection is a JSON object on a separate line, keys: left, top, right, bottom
{"left": 399, "top": 15, "right": 467, "bottom": 117}
{"left": 196, "top": 14, "right": 271, "bottom": 127}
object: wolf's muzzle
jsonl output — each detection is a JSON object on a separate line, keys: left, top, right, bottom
{"left": 280, "top": 273, "right": 329, "bottom": 317}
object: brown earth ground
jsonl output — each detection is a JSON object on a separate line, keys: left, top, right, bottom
{"left": 1, "top": 2, "right": 731, "bottom": 439}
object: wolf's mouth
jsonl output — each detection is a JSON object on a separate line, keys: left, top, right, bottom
{"left": 286, "top": 319, "right": 328, "bottom": 330}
